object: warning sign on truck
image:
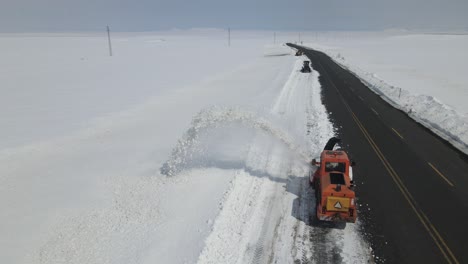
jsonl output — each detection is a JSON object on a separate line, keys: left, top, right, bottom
{"left": 326, "top": 197, "right": 350, "bottom": 212}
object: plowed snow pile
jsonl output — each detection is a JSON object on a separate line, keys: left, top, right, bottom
{"left": 0, "top": 31, "right": 370, "bottom": 264}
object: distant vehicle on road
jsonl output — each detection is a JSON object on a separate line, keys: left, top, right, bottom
{"left": 300, "top": 61, "right": 311, "bottom": 73}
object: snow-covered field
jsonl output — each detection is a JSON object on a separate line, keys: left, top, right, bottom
{"left": 0, "top": 31, "right": 371, "bottom": 264}
{"left": 301, "top": 31, "right": 468, "bottom": 154}
{"left": 6, "top": 29, "right": 466, "bottom": 264}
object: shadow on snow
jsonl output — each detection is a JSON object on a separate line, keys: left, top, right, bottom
{"left": 171, "top": 158, "right": 345, "bottom": 230}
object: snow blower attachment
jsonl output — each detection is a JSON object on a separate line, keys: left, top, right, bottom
{"left": 310, "top": 137, "right": 357, "bottom": 223}
{"left": 300, "top": 61, "right": 311, "bottom": 73}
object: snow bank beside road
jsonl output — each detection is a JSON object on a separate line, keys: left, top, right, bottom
{"left": 303, "top": 33, "right": 468, "bottom": 154}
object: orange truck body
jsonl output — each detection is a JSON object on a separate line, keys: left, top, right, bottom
{"left": 310, "top": 150, "right": 357, "bottom": 223}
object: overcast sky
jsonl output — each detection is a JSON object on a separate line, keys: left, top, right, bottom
{"left": 1, "top": 0, "right": 467, "bottom": 32}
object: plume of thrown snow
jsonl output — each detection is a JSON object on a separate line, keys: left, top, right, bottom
{"left": 160, "top": 106, "right": 309, "bottom": 176}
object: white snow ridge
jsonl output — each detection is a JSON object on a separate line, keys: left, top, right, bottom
{"left": 160, "top": 106, "right": 310, "bottom": 176}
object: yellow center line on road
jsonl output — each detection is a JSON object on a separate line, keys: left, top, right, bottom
{"left": 391, "top": 127, "right": 404, "bottom": 140}
{"left": 347, "top": 103, "right": 457, "bottom": 264}
{"left": 428, "top": 162, "right": 454, "bottom": 187}
{"left": 314, "top": 58, "right": 459, "bottom": 264}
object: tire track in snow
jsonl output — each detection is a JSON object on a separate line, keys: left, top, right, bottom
{"left": 245, "top": 59, "right": 325, "bottom": 264}
{"left": 196, "top": 137, "right": 277, "bottom": 264}
{"left": 198, "top": 58, "right": 320, "bottom": 264}
{"left": 197, "top": 59, "right": 309, "bottom": 264}
{"left": 270, "top": 59, "right": 331, "bottom": 264}
{"left": 243, "top": 145, "right": 291, "bottom": 264}
{"left": 290, "top": 176, "right": 316, "bottom": 264}
{"left": 243, "top": 59, "right": 313, "bottom": 264}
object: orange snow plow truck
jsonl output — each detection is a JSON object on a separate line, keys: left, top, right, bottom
{"left": 310, "top": 137, "right": 357, "bottom": 223}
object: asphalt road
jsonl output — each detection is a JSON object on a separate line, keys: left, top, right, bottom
{"left": 288, "top": 44, "right": 468, "bottom": 264}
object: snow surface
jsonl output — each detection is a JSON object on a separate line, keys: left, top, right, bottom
{"left": 0, "top": 31, "right": 370, "bottom": 264}
{"left": 300, "top": 31, "right": 468, "bottom": 154}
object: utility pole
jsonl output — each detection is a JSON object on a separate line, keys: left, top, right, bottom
{"left": 274, "top": 32, "right": 276, "bottom": 44}
{"left": 228, "top": 27, "right": 231, "bottom": 47}
{"left": 107, "top": 25, "right": 113, "bottom": 56}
